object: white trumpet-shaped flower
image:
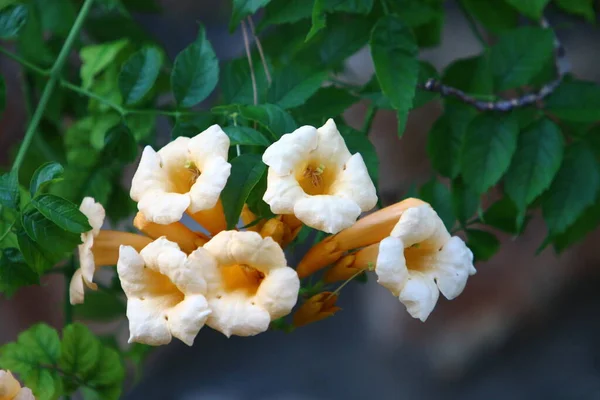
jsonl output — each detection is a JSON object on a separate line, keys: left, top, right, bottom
{"left": 375, "top": 204, "right": 476, "bottom": 322}
{"left": 200, "top": 231, "right": 300, "bottom": 337}
{"left": 130, "top": 125, "right": 231, "bottom": 225}
{"left": 117, "top": 238, "right": 211, "bottom": 346}
{"left": 70, "top": 197, "right": 106, "bottom": 304}
{"left": 262, "top": 119, "right": 377, "bottom": 234}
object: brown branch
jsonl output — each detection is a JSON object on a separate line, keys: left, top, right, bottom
{"left": 418, "top": 17, "right": 569, "bottom": 112}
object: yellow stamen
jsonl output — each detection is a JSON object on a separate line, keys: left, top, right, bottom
{"left": 296, "top": 198, "right": 427, "bottom": 278}
{"left": 134, "top": 212, "right": 207, "bottom": 254}
{"left": 188, "top": 199, "right": 227, "bottom": 236}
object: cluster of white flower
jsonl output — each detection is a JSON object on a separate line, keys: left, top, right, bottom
{"left": 72, "top": 119, "right": 476, "bottom": 346}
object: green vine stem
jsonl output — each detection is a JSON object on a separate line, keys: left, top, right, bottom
{"left": 11, "top": 0, "right": 95, "bottom": 173}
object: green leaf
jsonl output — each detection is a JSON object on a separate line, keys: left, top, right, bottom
{"left": 82, "top": 346, "right": 125, "bottom": 400}
{"left": 102, "top": 124, "right": 138, "bottom": 163}
{"left": 504, "top": 0, "right": 550, "bottom": 19}
{"left": 338, "top": 124, "right": 379, "bottom": 190}
{"left": 504, "top": 118, "right": 564, "bottom": 212}
{"left": 125, "top": 113, "right": 156, "bottom": 142}
{"left": 74, "top": 291, "right": 127, "bottom": 321}
{"left": 230, "top": 0, "right": 271, "bottom": 31}
{"left": 171, "top": 112, "right": 215, "bottom": 139}
{"left": 80, "top": 38, "right": 129, "bottom": 89}
{"left": 466, "top": 229, "right": 500, "bottom": 262}
{"left": 0, "top": 324, "right": 62, "bottom": 400}
{"left": 452, "top": 178, "right": 479, "bottom": 225}
{"left": 260, "top": 0, "right": 313, "bottom": 27}
{"left": 238, "top": 103, "right": 297, "bottom": 139}
{"left": 461, "top": 0, "right": 519, "bottom": 33}
{"left": 32, "top": 194, "right": 92, "bottom": 234}
{"left": 542, "top": 143, "right": 600, "bottom": 235}
{"left": 419, "top": 178, "right": 455, "bottom": 231}
{"left": 0, "top": 4, "right": 27, "bottom": 39}
{"left": 544, "top": 81, "right": 600, "bottom": 123}
{"left": 105, "top": 183, "right": 136, "bottom": 224}
{"left": 0, "top": 75, "right": 5, "bottom": 117}
{"left": 0, "top": 172, "right": 20, "bottom": 209}
{"left": 0, "top": 248, "right": 39, "bottom": 297}
{"left": 554, "top": 0, "right": 595, "bottom": 22}
{"left": 442, "top": 54, "right": 493, "bottom": 96}
{"left": 59, "top": 323, "right": 102, "bottom": 381}
{"left": 268, "top": 66, "right": 327, "bottom": 109}
{"left": 482, "top": 196, "right": 523, "bottom": 235}
{"left": 292, "top": 87, "right": 358, "bottom": 126}
{"left": 370, "top": 15, "right": 419, "bottom": 136}
{"left": 0, "top": 206, "right": 18, "bottom": 249}
{"left": 306, "top": 0, "right": 326, "bottom": 41}
{"left": 427, "top": 104, "right": 476, "bottom": 179}
{"left": 220, "top": 57, "right": 269, "bottom": 105}
{"left": 490, "top": 27, "right": 554, "bottom": 91}
{"left": 461, "top": 113, "right": 519, "bottom": 194}
{"left": 30, "top": 162, "right": 64, "bottom": 197}
{"left": 413, "top": 61, "right": 439, "bottom": 109}
{"left": 37, "top": 0, "right": 75, "bottom": 36}
{"left": 171, "top": 26, "right": 219, "bottom": 107}
{"left": 221, "top": 154, "right": 267, "bottom": 229}
{"left": 21, "top": 208, "right": 82, "bottom": 254}
{"left": 553, "top": 201, "right": 600, "bottom": 252}
{"left": 318, "top": 14, "right": 372, "bottom": 66}
{"left": 118, "top": 46, "right": 163, "bottom": 105}
{"left": 222, "top": 126, "right": 271, "bottom": 146}
{"left": 90, "top": 113, "right": 122, "bottom": 151}
{"left": 17, "top": 229, "right": 54, "bottom": 275}
{"left": 325, "top": 0, "right": 374, "bottom": 13}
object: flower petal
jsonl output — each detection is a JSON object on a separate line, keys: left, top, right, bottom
{"left": 166, "top": 294, "right": 211, "bottom": 346}
{"left": 263, "top": 169, "right": 306, "bottom": 215}
{"left": 294, "top": 195, "right": 361, "bottom": 234}
{"left": 79, "top": 197, "right": 105, "bottom": 235}
{"left": 125, "top": 297, "right": 172, "bottom": 345}
{"left": 207, "top": 292, "right": 271, "bottom": 337}
{"left": 432, "top": 236, "right": 476, "bottom": 300}
{"left": 156, "top": 136, "right": 190, "bottom": 172}
{"left": 262, "top": 125, "right": 318, "bottom": 176}
{"left": 375, "top": 237, "right": 408, "bottom": 296}
{"left": 313, "top": 119, "right": 352, "bottom": 170}
{"left": 188, "top": 156, "right": 231, "bottom": 213}
{"left": 78, "top": 232, "right": 96, "bottom": 285}
{"left": 255, "top": 267, "right": 299, "bottom": 319}
{"left": 130, "top": 146, "right": 170, "bottom": 202}
{"left": 138, "top": 192, "right": 190, "bottom": 225}
{"left": 398, "top": 271, "right": 439, "bottom": 322}
{"left": 14, "top": 387, "right": 35, "bottom": 400}
{"left": 390, "top": 204, "right": 450, "bottom": 249}
{"left": 330, "top": 153, "right": 378, "bottom": 212}
{"left": 69, "top": 268, "right": 85, "bottom": 305}
{"left": 188, "top": 125, "right": 230, "bottom": 168}
{"left": 0, "top": 370, "right": 22, "bottom": 398}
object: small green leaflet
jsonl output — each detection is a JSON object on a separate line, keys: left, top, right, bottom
{"left": 31, "top": 194, "right": 92, "bottom": 234}
{"left": 461, "top": 113, "right": 519, "bottom": 194}
{"left": 0, "top": 172, "right": 20, "bottom": 209}
{"left": 260, "top": 0, "right": 313, "bottom": 28}
{"left": 306, "top": 0, "right": 326, "bottom": 41}
{"left": 80, "top": 38, "right": 129, "bottom": 89}
{"left": 0, "top": 4, "right": 27, "bottom": 39}
{"left": 118, "top": 46, "right": 163, "bottom": 105}
{"left": 370, "top": 15, "right": 419, "bottom": 136}
{"left": 0, "top": 324, "right": 63, "bottom": 400}
{"left": 230, "top": 0, "right": 272, "bottom": 31}
{"left": 268, "top": 66, "right": 328, "bottom": 109}
{"left": 172, "top": 112, "right": 215, "bottom": 139}
{"left": 490, "top": 27, "right": 554, "bottom": 91}
{"left": 460, "top": 0, "right": 519, "bottom": 33}
{"left": 442, "top": 54, "right": 493, "bottom": 96}
{"left": 482, "top": 196, "right": 524, "bottom": 235}
{"left": 59, "top": 323, "right": 102, "bottom": 380}
{"left": 544, "top": 80, "right": 600, "bottom": 123}
{"left": 419, "top": 178, "right": 455, "bottom": 231}
{"left": 554, "top": 0, "right": 595, "bottom": 22}
{"left": 503, "top": 0, "right": 550, "bottom": 20}
{"left": 542, "top": 143, "right": 600, "bottom": 235}
{"left": 318, "top": 14, "right": 372, "bottom": 66}
{"left": 171, "top": 26, "right": 219, "bottom": 107}
{"left": 29, "top": 162, "right": 64, "bottom": 197}
{"left": 466, "top": 229, "right": 500, "bottom": 262}
{"left": 504, "top": 118, "right": 564, "bottom": 212}
{"left": 0, "top": 248, "right": 39, "bottom": 297}
{"left": 553, "top": 201, "right": 600, "bottom": 253}
{"left": 220, "top": 57, "right": 269, "bottom": 105}
{"left": 223, "top": 126, "right": 271, "bottom": 146}
{"left": 292, "top": 86, "right": 358, "bottom": 126}
{"left": 452, "top": 178, "right": 480, "bottom": 225}
{"left": 221, "top": 154, "right": 267, "bottom": 229}
{"left": 236, "top": 103, "right": 297, "bottom": 140}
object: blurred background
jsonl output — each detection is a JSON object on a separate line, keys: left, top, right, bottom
{"left": 2, "top": 1, "right": 600, "bottom": 399}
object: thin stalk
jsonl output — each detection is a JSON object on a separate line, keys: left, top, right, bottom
{"left": 11, "top": 0, "right": 95, "bottom": 173}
